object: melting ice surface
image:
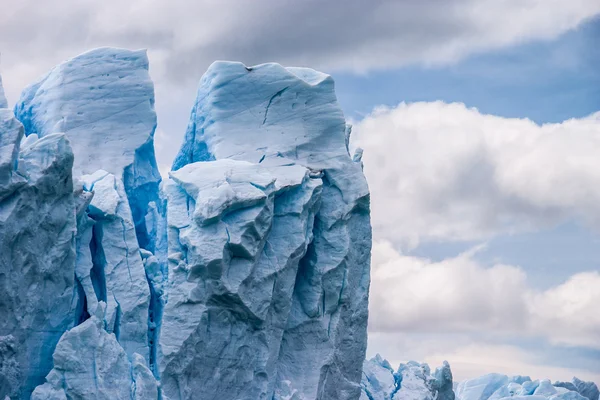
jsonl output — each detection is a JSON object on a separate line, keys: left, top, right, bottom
{"left": 0, "top": 48, "right": 371, "bottom": 400}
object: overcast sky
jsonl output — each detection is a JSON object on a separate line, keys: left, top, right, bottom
{"left": 1, "top": 0, "right": 599, "bottom": 383}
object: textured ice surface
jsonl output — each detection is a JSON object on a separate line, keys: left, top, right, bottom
{"left": 7, "top": 49, "right": 163, "bottom": 398}
{"left": 358, "top": 358, "right": 597, "bottom": 400}
{"left": 456, "top": 374, "right": 510, "bottom": 400}
{"left": 0, "top": 80, "right": 77, "bottom": 399}
{"left": 359, "top": 356, "right": 454, "bottom": 400}
{"left": 14, "top": 47, "right": 163, "bottom": 273}
{"left": 571, "top": 378, "right": 600, "bottom": 400}
{"left": 454, "top": 374, "right": 597, "bottom": 400}
{"left": 78, "top": 171, "right": 151, "bottom": 359}
{"left": 14, "top": 47, "right": 160, "bottom": 184}
{"left": 13, "top": 48, "right": 162, "bottom": 368}
{"left": 160, "top": 158, "right": 323, "bottom": 399}
{"left": 360, "top": 355, "right": 397, "bottom": 400}
{"left": 4, "top": 51, "right": 372, "bottom": 399}
{"left": 31, "top": 304, "right": 158, "bottom": 400}
{"left": 164, "top": 61, "right": 371, "bottom": 400}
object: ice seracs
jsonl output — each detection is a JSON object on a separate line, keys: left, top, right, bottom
{"left": 14, "top": 47, "right": 163, "bottom": 368}
{"left": 31, "top": 304, "right": 158, "bottom": 400}
{"left": 359, "top": 355, "right": 455, "bottom": 400}
{"left": 163, "top": 61, "right": 371, "bottom": 400}
{"left": 0, "top": 74, "right": 77, "bottom": 399}
{"left": 160, "top": 158, "right": 322, "bottom": 399}
{"left": 3, "top": 51, "right": 372, "bottom": 399}
{"left": 454, "top": 373, "right": 598, "bottom": 400}
{"left": 7, "top": 48, "right": 164, "bottom": 398}
{"left": 360, "top": 355, "right": 397, "bottom": 400}
{"left": 359, "top": 357, "right": 598, "bottom": 400}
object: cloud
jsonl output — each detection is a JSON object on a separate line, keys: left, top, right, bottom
{"left": 1, "top": 0, "right": 599, "bottom": 101}
{"left": 368, "top": 240, "right": 600, "bottom": 350}
{"left": 367, "top": 330, "right": 600, "bottom": 382}
{"left": 423, "top": 343, "right": 600, "bottom": 382}
{"left": 352, "top": 102, "right": 600, "bottom": 248}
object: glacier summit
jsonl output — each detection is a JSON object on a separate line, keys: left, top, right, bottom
{"left": 0, "top": 48, "right": 371, "bottom": 400}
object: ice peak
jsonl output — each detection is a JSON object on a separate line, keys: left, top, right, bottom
{"left": 14, "top": 47, "right": 159, "bottom": 183}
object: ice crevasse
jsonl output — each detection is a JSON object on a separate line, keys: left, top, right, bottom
{"left": 0, "top": 47, "right": 372, "bottom": 400}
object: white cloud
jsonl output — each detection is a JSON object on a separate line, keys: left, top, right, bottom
{"left": 368, "top": 240, "right": 600, "bottom": 350}
{"left": 529, "top": 271, "right": 600, "bottom": 348}
{"left": 352, "top": 102, "right": 600, "bottom": 248}
{"left": 1, "top": 0, "right": 599, "bottom": 102}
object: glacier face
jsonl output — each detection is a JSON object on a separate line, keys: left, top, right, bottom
{"left": 0, "top": 76, "right": 77, "bottom": 399}
{"left": 161, "top": 158, "right": 323, "bottom": 399}
{"left": 164, "top": 61, "right": 371, "bottom": 400}
{"left": 14, "top": 48, "right": 162, "bottom": 370}
{"left": 31, "top": 304, "right": 158, "bottom": 400}
{"left": 1, "top": 49, "right": 371, "bottom": 400}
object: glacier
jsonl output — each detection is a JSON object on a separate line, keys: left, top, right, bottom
{"left": 358, "top": 355, "right": 598, "bottom": 400}
{"left": 2, "top": 46, "right": 594, "bottom": 400}
{"left": 0, "top": 48, "right": 371, "bottom": 400}
{"left": 162, "top": 61, "right": 371, "bottom": 400}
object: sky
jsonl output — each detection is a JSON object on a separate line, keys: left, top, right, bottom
{"left": 1, "top": 0, "right": 599, "bottom": 384}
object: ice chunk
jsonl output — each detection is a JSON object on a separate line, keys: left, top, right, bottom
{"left": 6, "top": 52, "right": 373, "bottom": 399}
{"left": 534, "top": 380, "right": 559, "bottom": 397}
{"left": 433, "top": 361, "right": 456, "bottom": 400}
{"left": 14, "top": 48, "right": 159, "bottom": 186}
{"left": 169, "top": 60, "right": 371, "bottom": 400}
{"left": 0, "top": 132, "right": 76, "bottom": 398}
{"left": 78, "top": 171, "right": 151, "bottom": 360}
{"left": 160, "top": 159, "right": 322, "bottom": 399}
{"left": 358, "top": 358, "right": 455, "bottom": 400}
{"left": 0, "top": 83, "right": 24, "bottom": 197}
{"left": 549, "top": 392, "right": 591, "bottom": 400}
{"left": 31, "top": 305, "right": 158, "bottom": 400}
{"left": 14, "top": 48, "right": 164, "bottom": 368}
{"left": 572, "top": 378, "right": 600, "bottom": 400}
{"left": 455, "top": 373, "right": 510, "bottom": 400}
{"left": 360, "top": 355, "right": 396, "bottom": 400}
{"left": 395, "top": 362, "right": 436, "bottom": 400}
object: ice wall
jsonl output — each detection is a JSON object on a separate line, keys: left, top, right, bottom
{"left": 162, "top": 61, "right": 371, "bottom": 400}
{"left": 4, "top": 51, "right": 372, "bottom": 400}
{"left": 0, "top": 75, "right": 77, "bottom": 398}
{"left": 14, "top": 47, "right": 163, "bottom": 367}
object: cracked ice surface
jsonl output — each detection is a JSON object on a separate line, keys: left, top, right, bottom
{"left": 0, "top": 77, "right": 77, "bottom": 399}
{"left": 14, "top": 48, "right": 159, "bottom": 185}
{"left": 31, "top": 304, "right": 158, "bottom": 400}
{"left": 13, "top": 48, "right": 162, "bottom": 367}
{"left": 2, "top": 52, "right": 372, "bottom": 400}
{"left": 359, "top": 356, "right": 454, "bottom": 400}
{"left": 160, "top": 158, "right": 323, "bottom": 399}
{"left": 165, "top": 61, "right": 372, "bottom": 400}
{"left": 78, "top": 171, "right": 151, "bottom": 359}
{"left": 7, "top": 48, "right": 163, "bottom": 398}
